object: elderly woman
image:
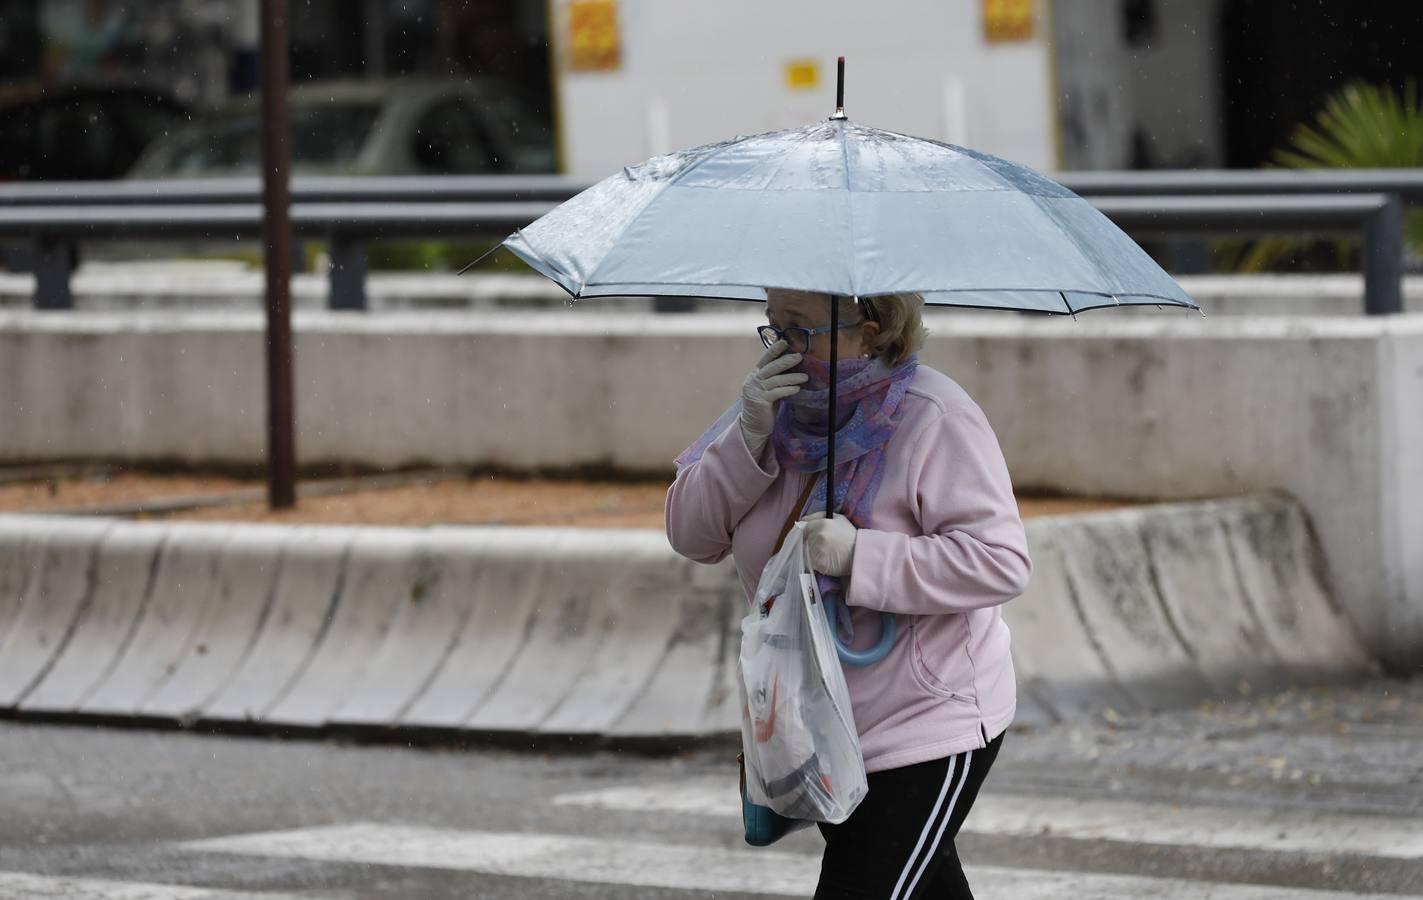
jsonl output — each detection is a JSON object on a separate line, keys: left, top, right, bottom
{"left": 665, "top": 289, "right": 1031, "bottom": 900}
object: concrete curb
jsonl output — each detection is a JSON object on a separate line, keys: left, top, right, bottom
{"left": 0, "top": 494, "right": 1377, "bottom": 740}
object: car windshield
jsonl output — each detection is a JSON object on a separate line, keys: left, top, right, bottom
{"left": 132, "top": 102, "right": 382, "bottom": 175}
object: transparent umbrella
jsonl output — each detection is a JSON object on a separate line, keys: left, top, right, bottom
{"left": 474, "top": 58, "right": 1198, "bottom": 663}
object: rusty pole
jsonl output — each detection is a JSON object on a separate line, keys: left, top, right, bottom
{"left": 260, "top": 0, "right": 296, "bottom": 508}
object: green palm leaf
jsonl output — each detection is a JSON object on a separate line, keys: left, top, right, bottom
{"left": 1230, "top": 80, "right": 1423, "bottom": 273}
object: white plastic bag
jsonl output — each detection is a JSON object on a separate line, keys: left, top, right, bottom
{"left": 738, "top": 522, "right": 868, "bottom": 824}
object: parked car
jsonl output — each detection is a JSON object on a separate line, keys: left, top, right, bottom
{"left": 0, "top": 82, "right": 190, "bottom": 181}
{"left": 127, "top": 77, "right": 557, "bottom": 178}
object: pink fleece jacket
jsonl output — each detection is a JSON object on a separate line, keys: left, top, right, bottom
{"left": 665, "top": 364, "right": 1031, "bottom": 772}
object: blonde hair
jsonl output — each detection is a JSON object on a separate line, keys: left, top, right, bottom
{"left": 845, "top": 293, "right": 929, "bottom": 368}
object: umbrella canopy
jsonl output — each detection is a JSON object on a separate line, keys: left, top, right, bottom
{"left": 485, "top": 62, "right": 1197, "bottom": 667}
{"left": 500, "top": 123, "right": 1198, "bottom": 316}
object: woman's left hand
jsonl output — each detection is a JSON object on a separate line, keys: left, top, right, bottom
{"left": 802, "top": 512, "right": 858, "bottom": 576}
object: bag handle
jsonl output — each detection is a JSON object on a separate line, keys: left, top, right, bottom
{"left": 773, "top": 475, "right": 820, "bottom": 555}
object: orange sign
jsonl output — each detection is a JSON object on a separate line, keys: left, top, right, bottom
{"left": 983, "top": 0, "right": 1035, "bottom": 42}
{"left": 567, "top": 0, "right": 621, "bottom": 72}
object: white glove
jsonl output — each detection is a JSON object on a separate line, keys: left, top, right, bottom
{"left": 802, "top": 511, "right": 858, "bottom": 577}
{"left": 740, "top": 340, "right": 807, "bottom": 455}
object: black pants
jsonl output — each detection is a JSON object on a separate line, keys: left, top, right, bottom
{"left": 814, "top": 730, "right": 1003, "bottom": 900}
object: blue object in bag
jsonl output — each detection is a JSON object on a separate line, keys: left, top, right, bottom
{"left": 739, "top": 753, "right": 812, "bottom": 846}
{"left": 742, "top": 791, "right": 808, "bottom": 846}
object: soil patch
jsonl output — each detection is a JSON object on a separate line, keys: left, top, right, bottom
{"left": 0, "top": 469, "right": 1132, "bottom": 529}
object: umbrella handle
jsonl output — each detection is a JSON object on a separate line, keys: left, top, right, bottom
{"left": 823, "top": 591, "right": 896, "bottom": 667}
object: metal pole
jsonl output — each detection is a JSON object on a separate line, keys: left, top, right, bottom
{"left": 825, "top": 296, "right": 839, "bottom": 518}
{"left": 260, "top": 0, "right": 296, "bottom": 508}
{"left": 1363, "top": 193, "right": 1404, "bottom": 316}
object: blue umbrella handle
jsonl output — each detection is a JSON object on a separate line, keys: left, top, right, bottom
{"left": 822, "top": 591, "right": 896, "bottom": 667}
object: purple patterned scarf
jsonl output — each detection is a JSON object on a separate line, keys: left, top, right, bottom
{"left": 676, "top": 353, "right": 919, "bottom": 518}
{"left": 777, "top": 353, "right": 918, "bottom": 635}
{"left": 675, "top": 352, "right": 919, "bottom": 624}
{"left": 771, "top": 353, "right": 918, "bottom": 527}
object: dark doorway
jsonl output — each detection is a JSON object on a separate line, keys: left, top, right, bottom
{"left": 1220, "top": 0, "right": 1423, "bottom": 167}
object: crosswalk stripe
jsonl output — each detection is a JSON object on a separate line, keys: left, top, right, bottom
{"left": 0, "top": 871, "right": 305, "bottom": 900}
{"left": 178, "top": 823, "right": 1423, "bottom": 899}
{"left": 553, "top": 782, "right": 1423, "bottom": 860}
{"left": 186, "top": 823, "right": 819, "bottom": 896}
{"left": 967, "top": 793, "right": 1423, "bottom": 860}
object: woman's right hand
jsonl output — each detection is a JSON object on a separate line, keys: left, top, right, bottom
{"left": 740, "top": 340, "right": 807, "bottom": 454}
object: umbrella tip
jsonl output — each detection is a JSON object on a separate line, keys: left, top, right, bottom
{"left": 830, "top": 56, "right": 847, "bottom": 121}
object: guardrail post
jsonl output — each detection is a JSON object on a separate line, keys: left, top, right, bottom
{"left": 33, "top": 238, "right": 74, "bottom": 310}
{"left": 328, "top": 235, "right": 368, "bottom": 311}
{"left": 1363, "top": 194, "right": 1404, "bottom": 316}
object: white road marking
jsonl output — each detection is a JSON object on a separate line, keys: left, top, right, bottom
{"left": 968, "top": 794, "right": 1423, "bottom": 860}
{"left": 553, "top": 782, "right": 1423, "bottom": 860}
{"left": 552, "top": 780, "right": 736, "bottom": 816}
{"left": 0, "top": 871, "right": 309, "bottom": 900}
{"left": 186, "top": 823, "right": 818, "bottom": 896}
{"left": 179, "top": 822, "right": 1423, "bottom": 899}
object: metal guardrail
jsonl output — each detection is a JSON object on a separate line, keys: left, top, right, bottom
{"left": 1057, "top": 169, "right": 1423, "bottom": 202}
{"left": 0, "top": 175, "right": 587, "bottom": 207}
{"left": 1092, "top": 194, "right": 1405, "bottom": 315}
{"left": 0, "top": 170, "right": 1415, "bottom": 313}
{"left": 4, "top": 168, "right": 1420, "bottom": 205}
{"left": 1, "top": 202, "right": 552, "bottom": 311}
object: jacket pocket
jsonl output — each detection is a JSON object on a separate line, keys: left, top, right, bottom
{"left": 908, "top": 620, "right": 976, "bottom": 705}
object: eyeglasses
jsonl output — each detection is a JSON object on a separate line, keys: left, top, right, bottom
{"left": 758, "top": 319, "right": 865, "bottom": 354}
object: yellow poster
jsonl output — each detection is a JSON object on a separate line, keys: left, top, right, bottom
{"left": 983, "top": 0, "right": 1035, "bottom": 42}
{"left": 567, "top": 0, "right": 621, "bottom": 72}
{"left": 784, "top": 59, "right": 819, "bottom": 91}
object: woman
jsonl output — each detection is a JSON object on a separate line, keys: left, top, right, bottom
{"left": 665, "top": 289, "right": 1031, "bottom": 900}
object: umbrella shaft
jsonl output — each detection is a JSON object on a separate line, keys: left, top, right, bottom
{"left": 826, "top": 295, "right": 838, "bottom": 518}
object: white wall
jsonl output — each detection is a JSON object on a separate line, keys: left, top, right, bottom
{"left": 1, "top": 310, "right": 1420, "bottom": 672}
{"left": 549, "top": 0, "right": 1058, "bottom": 178}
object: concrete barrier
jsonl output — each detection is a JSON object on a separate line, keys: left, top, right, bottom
{"left": 81, "top": 524, "right": 233, "bottom": 715}
{"left": 21, "top": 523, "right": 166, "bottom": 711}
{"left": 1, "top": 309, "right": 1419, "bottom": 671}
{"left": 0, "top": 518, "right": 111, "bottom": 707}
{"left": 1013, "top": 496, "right": 1377, "bottom": 723}
{"left": 0, "top": 493, "right": 1377, "bottom": 739}
{"left": 202, "top": 527, "right": 352, "bottom": 722}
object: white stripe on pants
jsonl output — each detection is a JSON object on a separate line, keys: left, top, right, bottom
{"left": 890, "top": 749, "right": 973, "bottom": 900}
